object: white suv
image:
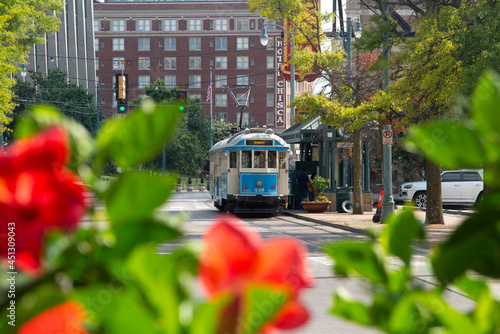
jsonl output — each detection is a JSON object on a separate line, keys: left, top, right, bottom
{"left": 399, "top": 169, "right": 484, "bottom": 209}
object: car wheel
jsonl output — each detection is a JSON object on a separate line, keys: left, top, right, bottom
{"left": 413, "top": 191, "right": 427, "bottom": 209}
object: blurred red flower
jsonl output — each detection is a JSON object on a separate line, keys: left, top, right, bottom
{"left": 0, "top": 127, "right": 88, "bottom": 273}
{"left": 19, "top": 301, "right": 89, "bottom": 334}
{"left": 199, "top": 215, "right": 313, "bottom": 333}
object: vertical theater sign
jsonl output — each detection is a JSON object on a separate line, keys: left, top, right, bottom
{"left": 275, "top": 38, "right": 286, "bottom": 128}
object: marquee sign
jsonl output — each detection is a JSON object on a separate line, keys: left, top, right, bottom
{"left": 276, "top": 38, "right": 286, "bottom": 128}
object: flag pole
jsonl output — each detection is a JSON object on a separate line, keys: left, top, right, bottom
{"left": 209, "top": 66, "right": 213, "bottom": 148}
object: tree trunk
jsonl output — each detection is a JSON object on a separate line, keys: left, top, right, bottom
{"left": 425, "top": 159, "right": 444, "bottom": 224}
{"left": 352, "top": 129, "right": 364, "bottom": 214}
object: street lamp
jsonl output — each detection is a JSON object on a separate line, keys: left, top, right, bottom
{"left": 20, "top": 64, "right": 27, "bottom": 82}
{"left": 260, "top": 23, "right": 295, "bottom": 126}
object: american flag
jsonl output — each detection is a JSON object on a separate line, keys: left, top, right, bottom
{"left": 206, "top": 81, "right": 212, "bottom": 102}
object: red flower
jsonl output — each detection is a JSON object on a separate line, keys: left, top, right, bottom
{"left": 19, "top": 301, "right": 89, "bottom": 334}
{"left": 0, "top": 127, "right": 88, "bottom": 273}
{"left": 199, "top": 215, "right": 313, "bottom": 333}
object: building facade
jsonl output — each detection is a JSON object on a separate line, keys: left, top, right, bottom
{"left": 93, "top": 0, "right": 313, "bottom": 131}
{"left": 26, "top": 0, "right": 96, "bottom": 94}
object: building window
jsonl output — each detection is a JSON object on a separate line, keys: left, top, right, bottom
{"left": 137, "top": 19, "right": 150, "bottom": 31}
{"left": 164, "top": 38, "right": 176, "bottom": 51}
{"left": 112, "top": 57, "right": 125, "bottom": 70}
{"left": 215, "top": 19, "right": 228, "bottom": 31}
{"left": 266, "top": 74, "right": 274, "bottom": 87}
{"left": 250, "top": 58, "right": 255, "bottom": 66}
{"left": 236, "top": 37, "right": 249, "bottom": 50}
{"left": 189, "top": 57, "right": 201, "bottom": 70}
{"left": 216, "top": 112, "right": 227, "bottom": 122}
{"left": 138, "top": 38, "right": 150, "bottom": 51}
{"left": 237, "top": 112, "right": 249, "bottom": 127}
{"left": 95, "top": 57, "right": 99, "bottom": 69}
{"left": 138, "top": 76, "right": 150, "bottom": 88}
{"left": 236, "top": 75, "right": 249, "bottom": 86}
{"left": 94, "top": 20, "right": 99, "bottom": 32}
{"left": 164, "top": 19, "right": 176, "bottom": 31}
{"left": 189, "top": 75, "right": 201, "bottom": 88}
{"left": 164, "top": 75, "right": 176, "bottom": 87}
{"left": 188, "top": 19, "right": 202, "bottom": 31}
{"left": 266, "top": 37, "right": 274, "bottom": 49}
{"left": 164, "top": 57, "right": 176, "bottom": 70}
{"left": 267, "top": 56, "right": 274, "bottom": 69}
{"left": 138, "top": 57, "right": 150, "bottom": 70}
{"left": 266, "top": 93, "right": 274, "bottom": 107}
{"left": 236, "top": 56, "right": 249, "bottom": 69}
{"left": 112, "top": 38, "right": 124, "bottom": 51}
{"left": 215, "top": 37, "right": 227, "bottom": 50}
{"left": 215, "top": 56, "right": 227, "bottom": 69}
{"left": 215, "top": 75, "right": 227, "bottom": 88}
{"left": 250, "top": 19, "right": 256, "bottom": 30}
{"left": 189, "top": 38, "right": 201, "bottom": 51}
{"left": 112, "top": 20, "right": 125, "bottom": 32}
{"left": 215, "top": 94, "right": 228, "bottom": 107}
{"left": 95, "top": 38, "right": 99, "bottom": 51}
{"left": 236, "top": 18, "right": 249, "bottom": 31}
{"left": 266, "top": 112, "right": 274, "bottom": 126}
{"left": 158, "top": 21, "right": 163, "bottom": 30}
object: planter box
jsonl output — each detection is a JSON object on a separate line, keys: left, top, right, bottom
{"left": 175, "top": 184, "right": 182, "bottom": 192}
{"left": 198, "top": 184, "right": 205, "bottom": 192}
{"left": 186, "top": 184, "right": 193, "bottom": 192}
{"left": 301, "top": 201, "right": 331, "bottom": 213}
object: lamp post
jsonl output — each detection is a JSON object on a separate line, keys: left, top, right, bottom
{"left": 260, "top": 23, "right": 295, "bottom": 127}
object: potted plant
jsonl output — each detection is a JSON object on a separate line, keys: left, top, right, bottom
{"left": 186, "top": 177, "right": 193, "bottom": 192}
{"left": 198, "top": 177, "right": 205, "bottom": 192}
{"left": 301, "top": 176, "right": 331, "bottom": 213}
{"left": 175, "top": 176, "right": 182, "bottom": 192}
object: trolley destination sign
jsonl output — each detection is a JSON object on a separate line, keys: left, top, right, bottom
{"left": 246, "top": 140, "right": 273, "bottom": 146}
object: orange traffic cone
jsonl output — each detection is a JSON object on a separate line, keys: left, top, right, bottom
{"left": 372, "top": 189, "right": 383, "bottom": 223}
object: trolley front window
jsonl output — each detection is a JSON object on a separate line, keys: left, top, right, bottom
{"left": 230, "top": 152, "right": 237, "bottom": 168}
{"left": 242, "top": 151, "right": 251, "bottom": 168}
{"left": 254, "top": 151, "right": 266, "bottom": 168}
{"left": 268, "top": 151, "right": 277, "bottom": 168}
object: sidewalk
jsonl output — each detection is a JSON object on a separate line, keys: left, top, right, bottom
{"left": 283, "top": 208, "right": 468, "bottom": 249}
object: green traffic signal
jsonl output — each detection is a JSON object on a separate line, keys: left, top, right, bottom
{"left": 179, "top": 105, "right": 184, "bottom": 111}
{"left": 119, "top": 105, "right": 126, "bottom": 112}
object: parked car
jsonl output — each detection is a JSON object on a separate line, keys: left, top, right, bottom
{"left": 399, "top": 169, "right": 484, "bottom": 209}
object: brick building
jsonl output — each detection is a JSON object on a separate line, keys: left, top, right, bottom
{"left": 93, "top": 0, "right": 314, "bottom": 131}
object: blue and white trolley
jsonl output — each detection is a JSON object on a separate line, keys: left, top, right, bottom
{"left": 209, "top": 128, "right": 290, "bottom": 215}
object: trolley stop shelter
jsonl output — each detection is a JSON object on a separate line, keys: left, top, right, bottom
{"left": 280, "top": 116, "right": 372, "bottom": 212}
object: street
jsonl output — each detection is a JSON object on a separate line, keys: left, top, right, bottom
{"left": 157, "top": 191, "right": 481, "bottom": 333}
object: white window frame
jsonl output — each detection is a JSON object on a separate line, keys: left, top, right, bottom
{"left": 112, "top": 57, "right": 125, "bottom": 70}
{"left": 236, "top": 37, "right": 249, "bottom": 50}
{"left": 112, "top": 20, "right": 125, "bottom": 32}
{"left": 138, "top": 75, "right": 150, "bottom": 88}
{"left": 164, "top": 57, "right": 176, "bottom": 70}
{"left": 215, "top": 94, "right": 228, "bottom": 107}
{"left": 164, "top": 19, "right": 177, "bottom": 32}
{"left": 188, "top": 19, "right": 202, "bottom": 31}
{"left": 138, "top": 38, "right": 150, "bottom": 51}
{"left": 215, "top": 75, "right": 227, "bottom": 88}
{"left": 95, "top": 38, "right": 99, "bottom": 51}
{"left": 189, "top": 37, "right": 201, "bottom": 51}
{"left": 236, "top": 56, "right": 249, "bottom": 69}
{"left": 189, "top": 75, "right": 201, "bottom": 88}
{"left": 215, "top": 56, "right": 227, "bottom": 69}
{"left": 215, "top": 37, "right": 227, "bottom": 50}
{"left": 237, "top": 112, "right": 249, "bottom": 127}
{"left": 236, "top": 18, "right": 249, "bottom": 31}
{"left": 266, "top": 74, "right": 274, "bottom": 88}
{"left": 266, "top": 93, "right": 274, "bottom": 107}
{"left": 137, "top": 19, "right": 150, "bottom": 32}
{"left": 266, "top": 56, "right": 274, "bottom": 69}
{"left": 138, "top": 57, "right": 150, "bottom": 70}
{"left": 164, "top": 75, "right": 176, "bottom": 87}
{"left": 112, "top": 38, "right": 125, "bottom": 51}
{"left": 94, "top": 20, "right": 99, "bottom": 32}
{"left": 236, "top": 75, "right": 249, "bottom": 86}
{"left": 215, "top": 19, "right": 228, "bottom": 31}
{"left": 189, "top": 57, "right": 202, "bottom": 70}
{"left": 164, "top": 38, "right": 176, "bottom": 51}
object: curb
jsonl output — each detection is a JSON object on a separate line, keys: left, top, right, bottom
{"left": 282, "top": 211, "right": 368, "bottom": 236}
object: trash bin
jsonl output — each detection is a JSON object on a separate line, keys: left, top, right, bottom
{"left": 336, "top": 187, "right": 353, "bottom": 213}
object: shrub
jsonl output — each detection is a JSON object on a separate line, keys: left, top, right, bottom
{"left": 308, "top": 176, "right": 329, "bottom": 201}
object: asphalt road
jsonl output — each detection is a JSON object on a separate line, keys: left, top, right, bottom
{"left": 158, "top": 191, "right": 478, "bottom": 334}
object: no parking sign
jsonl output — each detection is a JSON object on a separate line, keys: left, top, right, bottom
{"left": 382, "top": 129, "right": 393, "bottom": 145}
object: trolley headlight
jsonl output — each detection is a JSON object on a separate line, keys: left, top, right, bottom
{"left": 256, "top": 180, "right": 263, "bottom": 187}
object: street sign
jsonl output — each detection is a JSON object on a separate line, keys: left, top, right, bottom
{"left": 382, "top": 128, "right": 393, "bottom": 145}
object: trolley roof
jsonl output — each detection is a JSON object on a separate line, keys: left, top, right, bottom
{"left": 209, "top": 128, "right": 289, "bottom": 154}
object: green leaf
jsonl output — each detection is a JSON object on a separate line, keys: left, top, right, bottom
{"left": 96, "top": 101, "right": 181, "bottom": 169}
{"left": 240, "top": 284, "right": 288, "bottom": 334}
{"left": 14, "top": 105, "right": 94, "bottom": 172}
{"left": 432, "top": 193, "right": 500, "bottom": 284}
{"left": 379, "top": 209, "right": 425, "bottom": 266}
{"left": 190, "top": 297, "right": 233, "bottom": 334}
{"left": 106, "top": 173, "right": 176, "bottom": 224}
{"left": 331, "top": 288, "right": 373, "bottom": 327}
{"left": 324, "top": 242, "right": 388, "bottom": 285}
{"left": 405, "top": 121, "right": 484, "bottom": 169}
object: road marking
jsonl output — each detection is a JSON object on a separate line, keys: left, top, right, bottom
{"left": 307, "top": 256, "right": 333, "bottom": 266}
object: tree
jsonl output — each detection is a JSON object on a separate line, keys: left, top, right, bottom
{"left": 9, "top": 69, "right": 100, "bottom": 140}
{"left": 0, "top": 0, "right": 62, "bottom": 134}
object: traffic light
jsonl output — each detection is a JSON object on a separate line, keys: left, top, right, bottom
{"left": 117, "top": 99, "right": 127, "bottom": 113}
{"left": 176, "top": 90, "right": 187, "bottom": 111}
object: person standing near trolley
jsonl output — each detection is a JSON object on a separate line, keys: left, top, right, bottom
{"left": 297, "top": 168, "right": 310, "bottom": 210}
